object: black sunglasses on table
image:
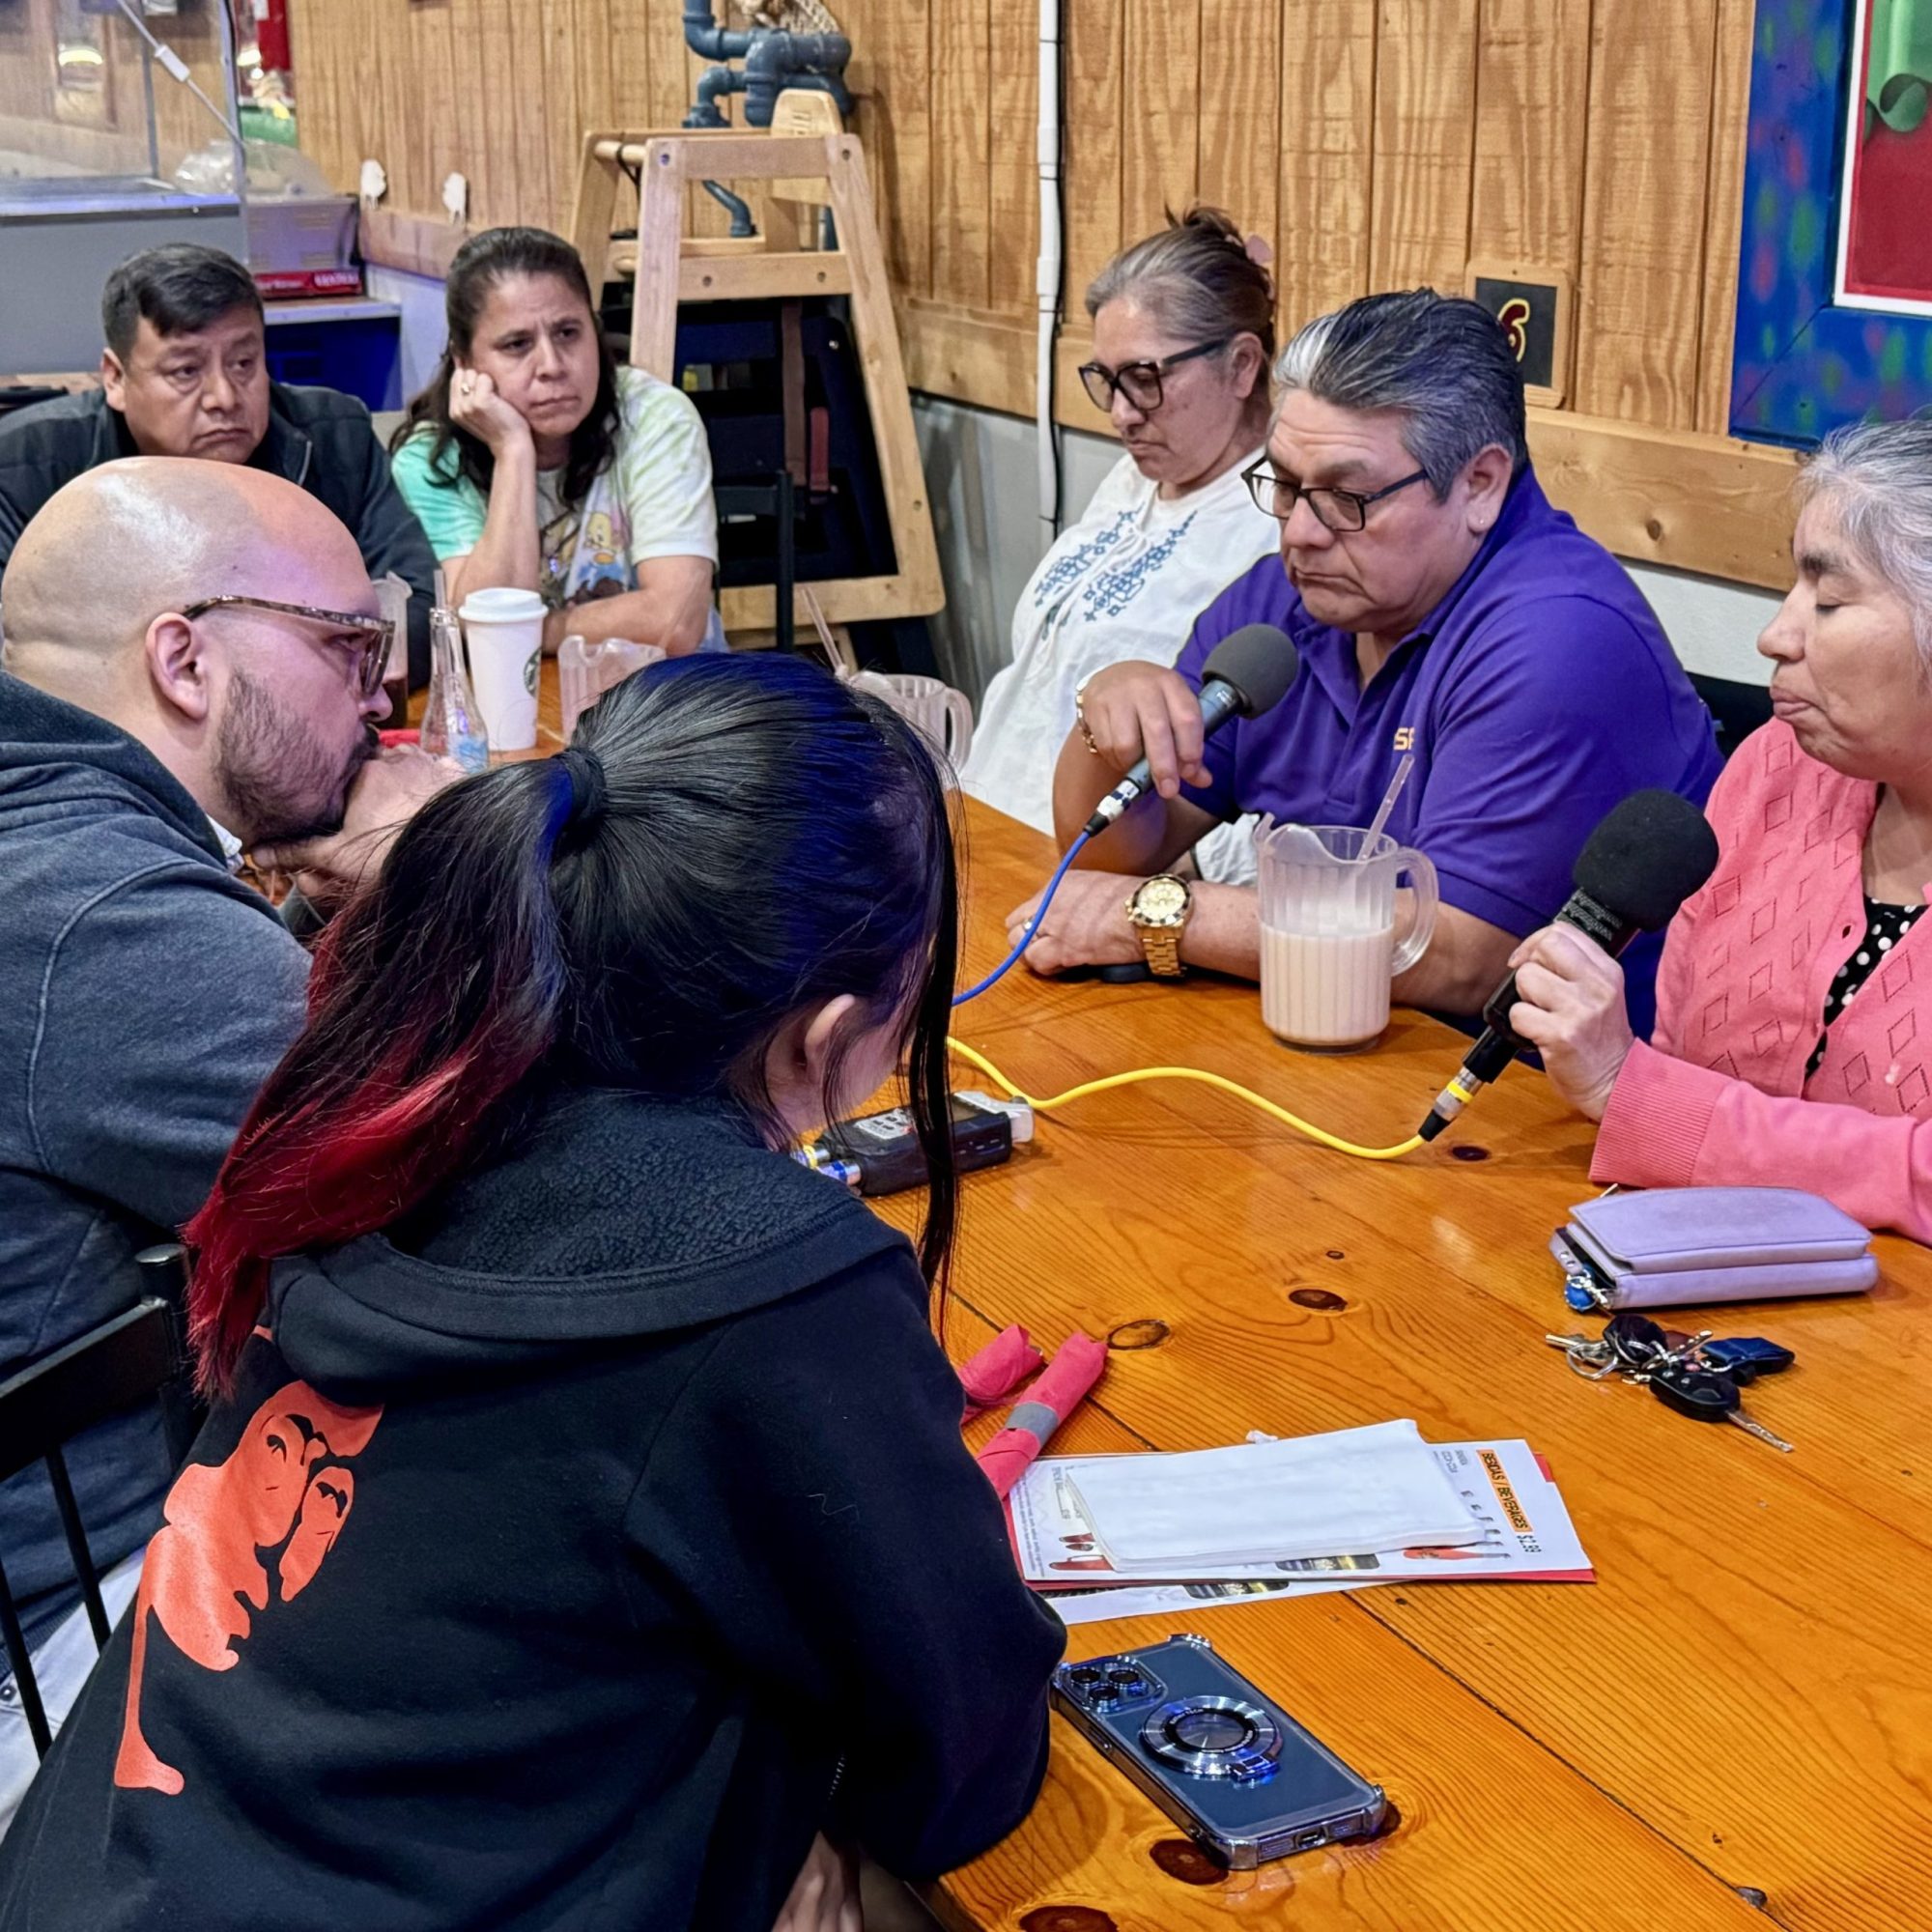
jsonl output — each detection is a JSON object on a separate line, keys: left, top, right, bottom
{"left": 1077, "top": 335, "right": 1232, "bottom": 412}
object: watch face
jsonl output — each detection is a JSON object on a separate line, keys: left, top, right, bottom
{"left": 1133, "top": 875, "right": 1190, "bottom": 924}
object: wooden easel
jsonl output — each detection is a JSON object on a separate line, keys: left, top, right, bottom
{"left": 567, "top": 124, "right": 943, "bottom": 639}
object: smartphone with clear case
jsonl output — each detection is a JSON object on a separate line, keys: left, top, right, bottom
{"left": 1051, "top": 1633, "right": 1387, "bottom": 1869}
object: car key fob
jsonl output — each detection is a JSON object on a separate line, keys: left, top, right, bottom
{"left": 1649, "top": 1360, "right": 1793, "bottom": 1450}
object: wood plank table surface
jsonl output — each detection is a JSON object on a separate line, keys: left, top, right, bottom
{"left": 512, "top": 663, "right": 1932, "bottom": 1932}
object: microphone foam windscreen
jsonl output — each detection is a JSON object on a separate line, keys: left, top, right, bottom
{"left": 1572, "top": 788, "right": 1720, "bottom": 931}
{"left": 1201, "top": 624, "right": 1299, "bottom": 718}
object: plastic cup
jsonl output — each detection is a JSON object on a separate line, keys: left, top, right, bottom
{"left": 375, "top": 572, "right": 412, "bottom": 722}
{"left": 458, "top": 587, "right": 545, "bottom": 752}
{"left": 558, "top": 634, "right": 666, "bottom": 740}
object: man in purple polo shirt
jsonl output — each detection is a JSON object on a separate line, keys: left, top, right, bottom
{"left": 1012, "top": 290, "right": 1721, "bottom": 1034}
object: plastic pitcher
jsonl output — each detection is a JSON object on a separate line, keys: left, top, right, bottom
{"left": 1254, "top": 821, "right": 1438, "bottom": 1050}
{"left": 840, "top": 669, "right": 975, "bottom": 784}
{"left": 558, "top": 635, "right": 666, "bottom": 741}
{"left": 375, "top": 572, "right": 412, "bottom": 722}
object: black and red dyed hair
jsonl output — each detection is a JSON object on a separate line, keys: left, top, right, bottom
{"left": 185, "top": 655, "right": 959, "bottom": 1395}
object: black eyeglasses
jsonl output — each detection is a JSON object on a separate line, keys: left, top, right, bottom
{"left": 1078, "top": 336, "right": 1232, "bottom": 413}
{"left": 1241, "top": 461, "right": 1431, "bottom": 533}
{"left": 183, "top": 595, "right": 393, "bottom": 697}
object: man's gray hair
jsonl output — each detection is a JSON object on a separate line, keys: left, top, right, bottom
{"left": 1274, "top": 289, "right": 1530, "bottom": 495}
{"left": 1797, "top": 414, "right": 1932, "bottom": 664}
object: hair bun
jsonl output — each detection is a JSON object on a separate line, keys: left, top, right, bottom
{"left": 556, "top": 746, "right": 608, "bottom": 835}
{"left": 1174, "top": 204, "right": 1245, "bottom": 249}
{"left": 1089, "top": 205, "right": 1279, "bottom": 359}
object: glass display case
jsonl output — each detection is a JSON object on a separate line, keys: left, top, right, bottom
{"left": 0, "top": 0, "right": 247, "bottom": 374}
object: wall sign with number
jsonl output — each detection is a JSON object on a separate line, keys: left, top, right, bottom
{"left": 1465, "top": 263, "right": 1573, "bottom": 409}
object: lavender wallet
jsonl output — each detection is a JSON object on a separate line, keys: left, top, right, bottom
{"left": 1549, "top": 1186, "right": 1879, "bottom": 1310}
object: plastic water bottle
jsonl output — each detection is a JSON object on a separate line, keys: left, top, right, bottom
{"left": 419, "top": 606, "right": 490, "bottom": 774}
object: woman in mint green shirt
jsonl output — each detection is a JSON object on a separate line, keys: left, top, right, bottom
{"left": 390, "top": 227, "right": 724, "bottom": 655}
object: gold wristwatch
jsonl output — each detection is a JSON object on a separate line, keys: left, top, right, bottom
{"left": 1125, "top": 873, "right": 1192, "bottom": 978}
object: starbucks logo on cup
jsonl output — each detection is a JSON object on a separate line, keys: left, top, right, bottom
{"left": 524, "top": 651, "right": 540, "bottom": 696}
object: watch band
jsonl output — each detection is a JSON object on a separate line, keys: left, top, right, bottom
{"left": 1126, "top": 875, "right": 1191, "bottom": 979}
{"left": 1137, "top": 921, "right": 1185, "bottom": 978}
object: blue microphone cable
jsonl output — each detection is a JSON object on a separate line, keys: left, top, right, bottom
{"left": 952, "top": 830, "right": 1091, "bottom": 1006}
{"left": 953, "top": 627, "right": 1297, "bottom": 1007}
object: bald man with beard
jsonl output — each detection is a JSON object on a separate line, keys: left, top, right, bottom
{"left": 0, "top": 459, "right": 449, "bottom": 1813}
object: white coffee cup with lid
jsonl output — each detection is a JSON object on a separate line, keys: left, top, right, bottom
{"left": 458, "top": 586, "right": 546, "bottom": 752}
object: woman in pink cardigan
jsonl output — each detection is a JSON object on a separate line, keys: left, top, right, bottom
{"left": 1510, "top": 416, "right": 1932, "bottom": 1243}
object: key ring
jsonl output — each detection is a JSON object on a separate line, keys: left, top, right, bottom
{"left": 1601, "top": 1313, "right": 1674, "bottom": 1382}
{"left": 1543, "top": 1333, "right": 1619, "bottom": 1380}
{"left": 1549, "top": 1229, "right": 1610, "bottom": 1314}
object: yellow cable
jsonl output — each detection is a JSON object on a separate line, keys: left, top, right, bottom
{"left": 948, "top": 1037, "right": 1424, "bottom": 1161}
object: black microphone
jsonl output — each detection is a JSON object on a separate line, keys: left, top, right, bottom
{"left": 1417, "top": 788, "right": 1720, "bottom": 1142}
{"left": 1083, "top": 624, "right": 1300, "bottom": 838}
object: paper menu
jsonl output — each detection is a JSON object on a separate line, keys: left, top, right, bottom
{"left": 1012, "top": 1438, "right": 1593, "bottom": 1596}
{"left": 1044, "top": 1577, "right": 1330, "bottom": 1628}
{"left": 1062, "top": 1419, "right": 1483, "bottom": 1571}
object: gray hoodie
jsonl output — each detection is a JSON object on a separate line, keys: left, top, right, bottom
{"left": 0, "top": 672, "right": 307, "bottom": 1643}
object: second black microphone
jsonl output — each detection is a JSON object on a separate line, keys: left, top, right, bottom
{"left": 1417, "top": 788, "right": 1720, "bottom": 1141}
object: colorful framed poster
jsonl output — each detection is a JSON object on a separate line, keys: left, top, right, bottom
{"left": 1733, "top": 0, "right": 1932, "bottom": 442}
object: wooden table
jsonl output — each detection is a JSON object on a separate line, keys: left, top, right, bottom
{"left": 527, "top": 665, "right": 1932, "bottom": 1931}
{"left": 929, "top": 813, "right": 1932, "bottom": 1932}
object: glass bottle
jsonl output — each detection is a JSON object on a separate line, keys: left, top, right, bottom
{"left": 419, "top": 606, "right": 490, "bottom": 774}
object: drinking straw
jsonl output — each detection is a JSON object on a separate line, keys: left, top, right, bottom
{"left": 1360, "top": 752, "right": 1415, "bottom": 856}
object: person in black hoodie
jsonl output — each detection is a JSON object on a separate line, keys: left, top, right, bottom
{"left": 0, "top": 651, "right": 1065, "bottom": 1930}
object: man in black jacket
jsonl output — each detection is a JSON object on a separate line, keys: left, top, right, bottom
{"left": 0, "top": 243, "right": 436, "bottom": 684}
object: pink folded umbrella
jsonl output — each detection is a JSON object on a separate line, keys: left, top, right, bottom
{"left": 958, "top": 1324, "right": 1044, "bottom": 1421}
{"left": 977, "top": 1331, "right": 1107, "bottom": 1499}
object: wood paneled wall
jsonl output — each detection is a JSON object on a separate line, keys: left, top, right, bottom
{"left": 289, "top": 0, "right": 1754, "bottom": 435}
{"left": 286, "top": 0, "right": 1799, "bottom": 585}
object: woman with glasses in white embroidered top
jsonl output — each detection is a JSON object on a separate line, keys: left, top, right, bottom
{"left": 960, "top": 208, "right": 1278, "bottom": 880}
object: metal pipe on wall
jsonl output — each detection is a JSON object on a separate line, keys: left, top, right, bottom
{"left": 742, "top": 31, "right": 854, "bottom": 124}
{"left": 681, "top": 0, "right": 753, "bottom": 63}
{"left": 1036, "top": 0, "right": 1063, "bottom": 546}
